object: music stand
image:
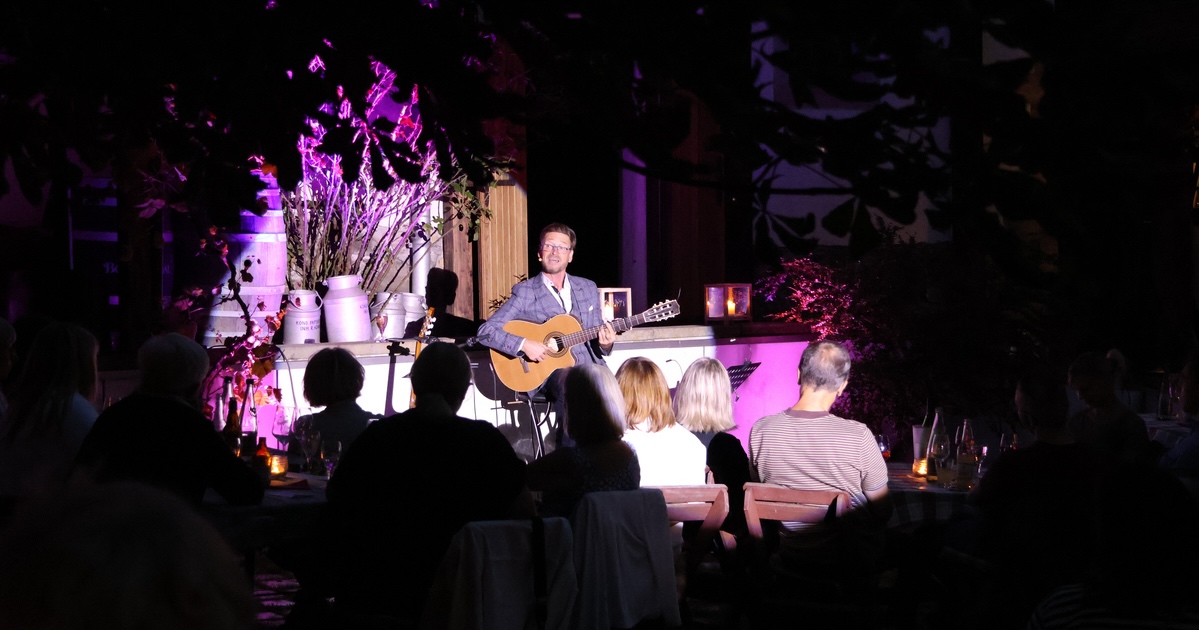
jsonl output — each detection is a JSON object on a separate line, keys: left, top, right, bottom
{"left": 726, "top": 360, "right": 760, "bottom": 402}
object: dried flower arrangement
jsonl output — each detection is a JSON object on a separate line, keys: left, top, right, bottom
{"left": 283, "top": 59, "right": 487, "bottom": 298}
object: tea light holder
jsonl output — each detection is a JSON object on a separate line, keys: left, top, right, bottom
{"left": 597, "top": 288, "right": 631, "bottom": 322}
{"left": 270, "top": 454, "right": 288, "bottom": 479}
{"left": 704, "top": 283, "right": 752, "bottom": 322}
{"left": 912, "top": 457, "right": 928, "bottom": 477}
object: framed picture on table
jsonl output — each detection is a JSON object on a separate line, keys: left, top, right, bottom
{"left": 597, "top": 288, "right": 632, "bottom": 322}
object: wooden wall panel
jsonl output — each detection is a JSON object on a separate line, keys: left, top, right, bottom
{"left": 478, "top": 174, "right": 528, "bottom": 319}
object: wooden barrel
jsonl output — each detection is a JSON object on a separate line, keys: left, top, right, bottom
{"left": 224, "top": 210, "right": 287, "bottom": 288}
{"left": 202, "top": 284, "right": 287, "bottom": 348}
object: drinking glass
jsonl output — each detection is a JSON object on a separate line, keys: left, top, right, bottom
{"left": 272, "top": 406, "right": 295, "bottom": 452}
{"left": 374, "top": 313, "right": 389, "bottom": 342}
{"left": 322, "top": 439, "right": 343, "bottom": 477}
{"left": 930, "top": 433, "right": 951, "bottom": 470}
{"left": 876, "top": 433, "right": 892, "bottom": 462}
{"left": 295, "top": 417, "right": 322, "bottom": 474}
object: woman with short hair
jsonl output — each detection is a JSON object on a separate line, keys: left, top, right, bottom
{"left": 291, "top": 348, "right": 381, "bottom": 459}
{"left": 675, "top": 357, "right": 749, "bottom": 535}
{"left": 527, "top": 363, "right": 640, "bottom": 517}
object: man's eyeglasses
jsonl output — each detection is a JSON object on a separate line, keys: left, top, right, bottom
{"left": 540, "top": 244, "right": 572, "bottom": 254}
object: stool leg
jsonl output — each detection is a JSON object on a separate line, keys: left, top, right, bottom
{"left": 527, "top": 399, "right": 545, "bottom": 459}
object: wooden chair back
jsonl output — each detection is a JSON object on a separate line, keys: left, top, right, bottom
{"left": 654, "top": 484, "right": 729, "bottom": 560}
{"left": 742, "top": 482, "right": 850, "bottom": 540}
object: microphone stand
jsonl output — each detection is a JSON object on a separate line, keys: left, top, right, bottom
{"left": 383, "top": 339, "right": 410, "bottom": 417}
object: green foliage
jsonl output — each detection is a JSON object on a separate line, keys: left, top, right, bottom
{"left": 757, "top": 237, "right": 1053, "bottom": 430}
{"left": 487, "top": 274, "right": 528, "bottom": 314}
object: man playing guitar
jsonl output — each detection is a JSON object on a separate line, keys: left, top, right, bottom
{"left": 478, "top": 222, "right": 618, "bottom": 448}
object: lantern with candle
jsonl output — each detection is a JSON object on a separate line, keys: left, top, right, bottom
{"left": 270, "top": 454, "right": 288, "bottom": 479}
{"left": 704, "top": 284, "right": 752, "bottom": 323}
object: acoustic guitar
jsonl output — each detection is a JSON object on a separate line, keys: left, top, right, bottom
{"left": 490, "top": 300, "right": 680, "bottom": 392}
{"left": 409, "top": 306, "right": 435, "bottom": 409}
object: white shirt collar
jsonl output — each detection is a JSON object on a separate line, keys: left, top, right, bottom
{"left": 541, "top": 273, "right": 572, "bottom": 313}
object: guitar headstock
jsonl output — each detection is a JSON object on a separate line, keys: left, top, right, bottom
{"left": 643, "top": 300, "right": 681, "bottom": 323}
{"left": 417, "top": 306, "right": 435, "bottom": 342}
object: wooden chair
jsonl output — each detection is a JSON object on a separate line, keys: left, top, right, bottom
{"left": 741, "top": 483, "right": 868, "bottom": 628}
{"left": 653, "top": 484, "right": 730, "bottom": 575}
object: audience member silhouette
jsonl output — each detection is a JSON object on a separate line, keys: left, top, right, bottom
{"left": 1159, "top": 349, "right": 1199, "bottom": 476}
{"left": 674, "top": 357, "right": 750, "bottom": 538}
{"left": 527, "top": 362, "right": 641, "bottom": 518}
{"left": 0, "top": 322, "right": 99, "bottom": 498}
{"left": 0, "top": 317, "right": 15, "bottom": 418}
{"left": 324, "top": 342, "right": 532, "bottom": 624}
{"left": 0, "top": 481, "right": 256, "bottom": 630}
{"left": 616, "top": 356, "right": 707, "bottom": 486}
{"left": 1067, "top": 351, "right": 1150, "bottom": 466}
{"left": 1027, "top": 465, "right": 1199, "bottom": 629}
{"left": 289, "top": 346, "right": 380, "bottom": 467}
{"left": 73, "top": 333, "right": 263, "bottom": 506}
{"left": 969, "top": 361, "right": 1099, "bottom": 629}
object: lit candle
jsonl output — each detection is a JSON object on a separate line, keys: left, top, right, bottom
{"left": 912, "top": 458, "right": 928, "bottom": 477}
{"left": 727, "top": 298, "right": 736, "bottom": 316}
{"left": 270, "top": 454, "right": 288, "bottom": 479}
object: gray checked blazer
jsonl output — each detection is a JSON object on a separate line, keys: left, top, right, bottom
{"left": 478, "top": 274, "right": 608, "bottom": 367}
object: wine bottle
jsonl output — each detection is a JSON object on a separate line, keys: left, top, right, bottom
{"left": 253, "top": 437, "right": 271, "bottom": 485}
{"left": 222, "top": 395, "right": 242, "bottom": 456}
{"left": 954, "top": 419, "right": 977, "bottom": 490}
{"left": 211, "top": 393, "right": 226, "bottom": 431}
{"left": 240, "top": 378, "right": 259, "bottom": 457}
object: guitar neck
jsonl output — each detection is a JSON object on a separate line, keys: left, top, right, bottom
{"left": 560, "top": 313, "right": 647, "bottom": 350}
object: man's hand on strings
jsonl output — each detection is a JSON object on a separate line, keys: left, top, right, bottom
{"left": 522, "top": 339, "right": 550, "bottom": 361}
{"left": 598, "top": 322, "right": 616, "bottom": 350}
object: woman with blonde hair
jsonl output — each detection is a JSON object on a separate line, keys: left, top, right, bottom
{"left": 527, "top": 363, "right": 639, "bottom": 517}
{"left": 674, "top": 357, "right": 750, "bottom": 536}
{"left": 616, "top": 357, "right": 707, "bottom": 486}
{"left": 0, "top": 322, "right": 99, "bottom": 498}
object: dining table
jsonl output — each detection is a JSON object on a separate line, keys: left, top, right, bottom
{"left": 201, "top": 469, "right": 329, "bottom": 572}
{"left": 886, "top": 461, "right": 973, "bottom": 530}
{"left": 1141, "top": 413, "right": 1191, "bottom": 449}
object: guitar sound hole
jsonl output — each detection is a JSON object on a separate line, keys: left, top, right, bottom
{"left": 546, "top": 335, "right": 566, "bottom": 355}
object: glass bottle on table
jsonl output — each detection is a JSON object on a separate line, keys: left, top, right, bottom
{"left": 253, "top": 437, "right": 271, "bottom": 485}
{"left": 222, "top": 395, "right": 242, "bottom": 456}
{"left": 954, "top": 419, "right": 978, "bottom": 491}
{"left": 240, "top": 378, "right": 259, "bottom": 457}
{"left": 211, "top": 391, "right": 226, "bottom": 431}
{"left": 213, "top": 376, "right": 233, "bottom": 431}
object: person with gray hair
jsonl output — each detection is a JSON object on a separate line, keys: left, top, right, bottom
{"left": 526, "top": 362, "right": 641, "bottom": 518}
{"left": 73, "top": 333, "right": 262, "bottom": 506}
{"left": 747, "top": 340, "right": 891, "bottom": 594}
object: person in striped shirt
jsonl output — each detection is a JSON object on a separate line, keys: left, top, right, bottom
{"left": 748, "top": 340, "right": 892, "bottom": 578}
